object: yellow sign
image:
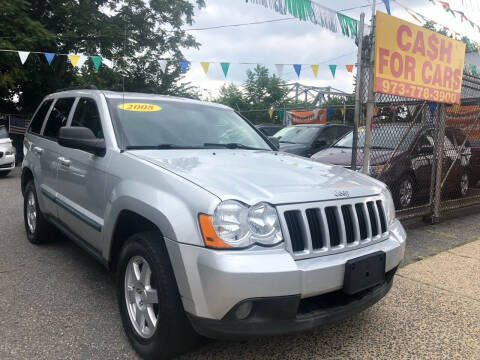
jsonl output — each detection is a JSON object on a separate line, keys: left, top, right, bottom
{"left": 118, "top": 103, "right": 161, "bottom": 112}
{"left": 374, "top": 11, "right": 465, "bottom": 104}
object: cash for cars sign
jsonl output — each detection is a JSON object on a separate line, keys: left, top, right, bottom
{"left": 374, "top": 11, "right": 465, "bottom": 104}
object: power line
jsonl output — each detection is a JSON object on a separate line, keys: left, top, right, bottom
{"left": 186, "top": 17, "right": 296, "bottom": 31}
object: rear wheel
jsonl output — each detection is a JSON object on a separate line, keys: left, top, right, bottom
{"left": 23, "top": 181, "right": 57, "bottom": 244}
{"left": 117, "top": 231, "right": 200, "bottom": 360}
{"left": 457, "top": 171, "right": 469, "bottom": 198}
{"left": 394, "top": 174, "right": 415, "bottom": 210}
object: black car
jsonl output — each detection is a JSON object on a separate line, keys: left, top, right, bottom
{"left": 274, "top": 124, "right": 352, "bottom": 157}
{"left": 256, "top": 123, "right": 284, "bottom": 136}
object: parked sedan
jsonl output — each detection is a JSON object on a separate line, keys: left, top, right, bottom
{"left": 311, "top": 123, "right": 472, "bottom": 209}
{"left": 274, "top": 124, "right": 352, "bottom": 157}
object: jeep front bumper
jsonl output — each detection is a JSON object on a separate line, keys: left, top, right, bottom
{"left": 165, "top": 219, "right": 405, "bottom": 338}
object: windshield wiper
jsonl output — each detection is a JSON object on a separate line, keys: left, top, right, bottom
{"left": 371, "top": 146, "right": 394, "bottom": 150}
{"left": 203, "top": 143, "right": 265, "bottom": 150}
{"left": 332, "top": 145, "right": 351, "bottom": 149}
{"left": 279, "top": 140, "right": 295, "bottom": 144}
{"left": 125, "top": 144, "right": 199, "bottom": 150}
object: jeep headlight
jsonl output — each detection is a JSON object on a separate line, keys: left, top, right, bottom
{"left": 199, "top": 200, "right": 283, "bottom": 249}
{"left": 381, "top": 187, "right": 396, "bottom": 224}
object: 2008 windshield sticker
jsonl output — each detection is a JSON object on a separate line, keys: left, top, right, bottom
{"left": 118, "top": 103, "right": 161, "bottom": 112}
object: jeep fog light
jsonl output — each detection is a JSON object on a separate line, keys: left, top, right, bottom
{"left": 235, "top": 301, "right": 253, "bottom": 320}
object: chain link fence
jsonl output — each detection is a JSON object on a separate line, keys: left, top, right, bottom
{"left": 356, "top": 64, "right": 480, "bottom": 221}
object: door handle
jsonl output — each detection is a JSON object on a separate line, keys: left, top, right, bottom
{"left": 32, "top": 146, "right": 44, "bottom": 155}
{"left": 58, "top": 157, "right": 71, "bottom": 167}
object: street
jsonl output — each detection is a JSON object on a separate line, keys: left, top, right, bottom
{"left": 1, "top": 168, "right": 479, "bottom": 359}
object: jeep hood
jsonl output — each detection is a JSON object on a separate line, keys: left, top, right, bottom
{"left": 130, "top": 149, "right": 384, "bottom": 204}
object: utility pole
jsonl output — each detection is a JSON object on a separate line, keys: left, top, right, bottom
{"left": 351, "top": 12, "right": 365, "bottom": 171}
{"left": 362, "top": 1, "right": 376, "bottom": 174}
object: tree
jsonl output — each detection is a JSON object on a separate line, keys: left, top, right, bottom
{"left": 0, "top": 0, "right": 205, "bottom": 114}
{"left": 215, "top": 83, "right": 247, "bottom": 110}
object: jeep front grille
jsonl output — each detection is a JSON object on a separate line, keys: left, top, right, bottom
{"left": 278, "top": 196, "right": 388, "bottom": 260}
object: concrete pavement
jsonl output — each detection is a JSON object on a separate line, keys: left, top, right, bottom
{"left": 0, "top": 168, "right": 479, "bottom": 359}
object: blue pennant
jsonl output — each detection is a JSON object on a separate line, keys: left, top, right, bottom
{"left": 179, "top": 60, "right": 189, "bottom": 73}
{"left": 293, "top": 64, "right": 301, "bottom": 78}
{"left": 44, "top": 53, "right": 55, "bottom": 65}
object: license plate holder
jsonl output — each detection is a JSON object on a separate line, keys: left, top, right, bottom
{"left": 343, "top": 251, "right": 386, "bottom": 295}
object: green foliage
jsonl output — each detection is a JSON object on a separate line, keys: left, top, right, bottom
{"left": 0, "top": 0, "right": 205, "bottom": 114}
{"left": 215, "top": 65, "right": 288, "bottom": 124}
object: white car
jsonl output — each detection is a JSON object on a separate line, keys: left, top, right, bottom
{"left": 0, "top": 125, "right": 15, "bottom": 177}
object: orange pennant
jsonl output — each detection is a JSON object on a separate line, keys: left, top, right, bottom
{"left": 346, "top": 64, "right": 354, "bottom": 72}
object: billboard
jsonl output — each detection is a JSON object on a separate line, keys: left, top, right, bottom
{"left": 374, "top": 11, "right": 465, "bottom": 104}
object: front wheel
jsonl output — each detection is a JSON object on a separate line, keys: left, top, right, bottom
{"left": 117, "top": 232, "right": 200, "bottom": 360}
{"left": 0, "top": 170, "right": 11, "bottom": 178}
{"left": 394, "top": 174, "right": 415, "bottom": 210}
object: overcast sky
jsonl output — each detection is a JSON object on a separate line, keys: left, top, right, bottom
{"left": 178, "top": 0, "right": 480, "bottom": 98}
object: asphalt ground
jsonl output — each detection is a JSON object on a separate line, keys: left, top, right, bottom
{"left": 1, "top": 167, "right": 479, "bottom": 359}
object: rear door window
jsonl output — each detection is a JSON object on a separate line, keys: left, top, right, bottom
{"left": 29, "top": 100, "right": 53, "bottom": 134}
{"left": 43, "top": 98, "right": 75, "bottom": 139}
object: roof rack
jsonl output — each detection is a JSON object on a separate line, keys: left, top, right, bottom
{"left": 55, "top": 85, "right": 98, "bottom": 93}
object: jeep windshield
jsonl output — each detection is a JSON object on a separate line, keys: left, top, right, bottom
{"left": 333, "top": 125, "right": 420, "bottom": 152}
{"left": 107, "top": 99, "right": 272, "bottom": 150}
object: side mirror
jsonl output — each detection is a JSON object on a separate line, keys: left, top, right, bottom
{"left": 268, "top": 136, "right": 280, "bottom": 150}
{"left": 418, "top": 144, "right": 433, "bottom": 154}
{"left": 58, "top": 126, "right": 106, "bottom": 157}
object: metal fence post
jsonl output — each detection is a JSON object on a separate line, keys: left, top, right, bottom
{"left": 351, "top": 12, "right": 365, "bottom": 170}
{"left": 431, "top": 104, "right": 446, "bottom": 223}
{"left": 362, "top": 3, "right": 376, "bottom": 174}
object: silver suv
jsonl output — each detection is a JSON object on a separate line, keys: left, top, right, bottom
{"left": 22, "top": 87, "right": 406, "bottom": 359}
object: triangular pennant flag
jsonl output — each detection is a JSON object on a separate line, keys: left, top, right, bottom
{"left": 179, "top": 60, "right": 189, "bottom": 73}
{"left": 44, "top": 53, "right": 55, "bottom": 65}
{"left": 220, "top": 62, "right": 230, "bottom": 77}
{"left": 429, "top": 103, "right": 437, "bottom": 114}
{"left": 91, "top": 56, "right": 102, "bottom": 71}
{"left": 159, "top": 60, "right": 167, "bottom": 73}
{"left": 329, "top": 64, "right": 337, "bottom": 78}
{"left": 200, "top": 61, "right": 210, "bottom": 75}
{"left": 275, "top": 64, "right": 284, "bottom": 77}
{"left": 327, "top": 109, "right": 333, "bottom": 118}
{"left": 346, "top": 64, "right": 354, "bottom": 72}
{"left": 453, "top": 104, "right": 460, "bottom": 112}
{"left": 278, "top": 109, "right": 284, "bottom": 120}
{"left": 293, "top": 64, "right": 301, "bottom": 78}
{"left": 18, "top": 51, "right": 29, "bottom": 65}
{"left": 68, "top": 54, "right": 80, "bottom": 67}
{"left": 103, "top": 58, "right": 113, "bottom": 69}
{"left": 268, "top": 109, "right": 274, "bottom": 119}
{"left": 381, "top": 0, "right": 391, "bottom": 15}
{"left": 76, "top": 55, "right": 88, "bottom": 68}
{"left": 310, "top": 64, "right": 319, "bottom": 78}
{"left": 341, "top": 108, "right": 346, "bottom": 116}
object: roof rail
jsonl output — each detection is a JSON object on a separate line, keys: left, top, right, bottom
{"left": 55, "top": 85, "right": 98, "bottom": 93}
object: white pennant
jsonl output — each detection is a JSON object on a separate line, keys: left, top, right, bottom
{"left": 76, "top": 54, "right": 88, "bottom": 68}
{"left": 159, "top": 60, "right": 168, "bottom": 73}
{"left": 275, "top": 64, "right": 284, "bottom": 77}
{"left": 102, "top": 58, "right": 114, "bottom": 69}
{"left": 18, "top": 51, "right": 30, "bottom": 65}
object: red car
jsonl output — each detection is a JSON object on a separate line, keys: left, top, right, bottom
{"left": 311, "top": 123, "right": 473, "bottom": 209}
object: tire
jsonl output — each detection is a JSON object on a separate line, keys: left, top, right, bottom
{"left": 0, "top": 170, "right": 10, "bottom": 178}
{"left": 23, "top": 181, "right": 57, "bottom": 244}
{"left": 117, "top": 231, "right": 200, "bottom": 360}
{"left": 457, "top": 171, "right": 470, "bottom": 198}
{"left": 394, "top": 174, "right": 415, "bottom": 210}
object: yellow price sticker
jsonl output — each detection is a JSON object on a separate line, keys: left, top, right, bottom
{"left": 118, "top": 103, "right": 161, "bottom": 112}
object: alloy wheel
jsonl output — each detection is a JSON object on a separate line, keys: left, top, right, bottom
{"left": 124, "top": 256, "right": 159, "bottom": 339}
{"left": 26, "top": 191, "right": 37, "bottom": 234}
{"left": 399, "top": 179, "right": 413, "bottom": 208}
